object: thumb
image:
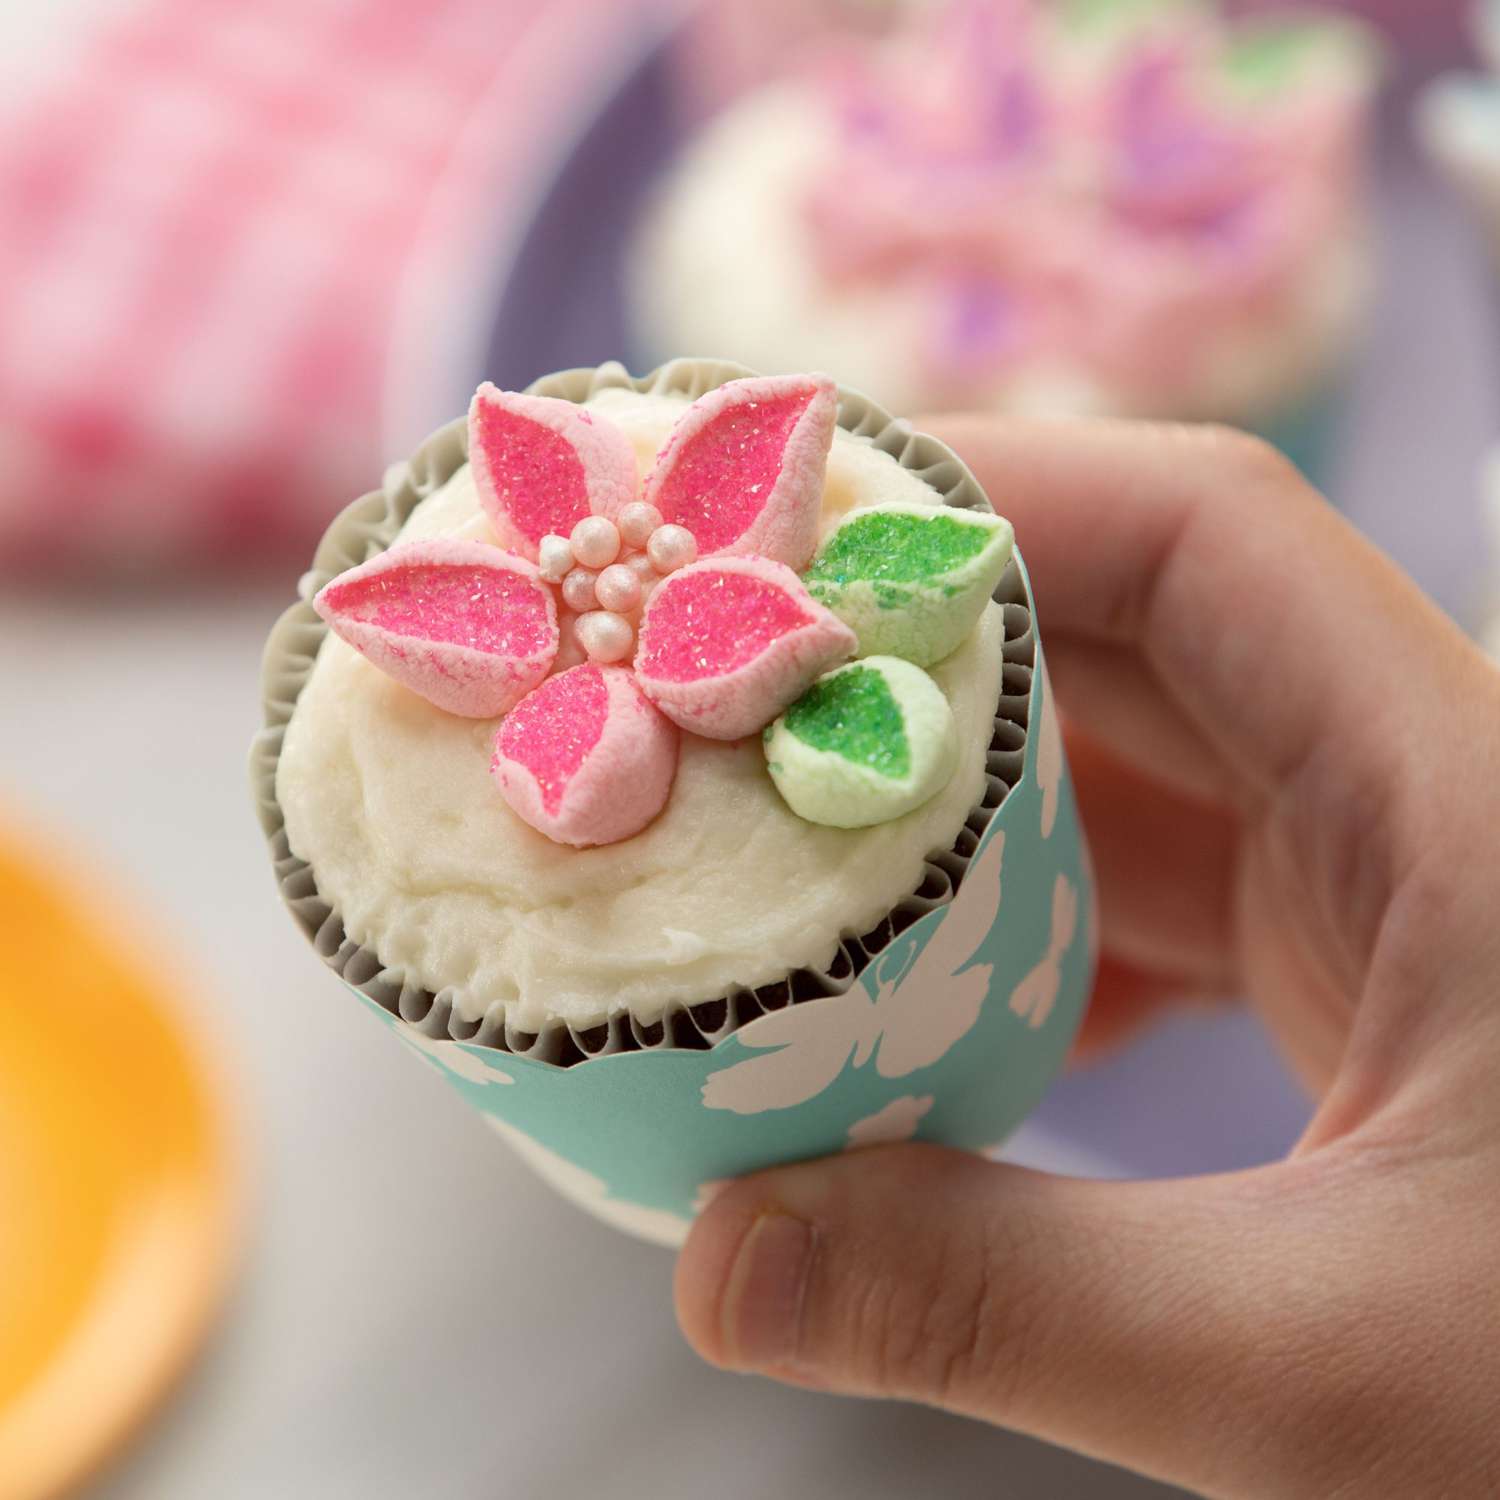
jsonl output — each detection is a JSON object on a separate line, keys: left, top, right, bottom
{"left": 676, "top": 1144, "right": 1363, "bottom": 1499}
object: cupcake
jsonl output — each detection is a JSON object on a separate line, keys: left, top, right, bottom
{"left": 253, "top": 358, "right": 1094, "bottom": 1245}
{"left": 632, "top": 0, "right": 1380, "bottom": 480}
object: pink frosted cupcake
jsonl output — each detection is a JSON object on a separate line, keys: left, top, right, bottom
{"left": 634, "top": 0, "right": 1380, "bottom": 455}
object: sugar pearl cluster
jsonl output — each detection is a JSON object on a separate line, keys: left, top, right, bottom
{"left": 536, "top": 502, "right": 698, "bottom": 664}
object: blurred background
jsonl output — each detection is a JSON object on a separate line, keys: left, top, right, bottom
{"left": 3, "top": 1, "right": 1499, "bottom": 1496}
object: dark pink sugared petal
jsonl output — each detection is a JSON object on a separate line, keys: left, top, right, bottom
{"left": 635, "top": 557, "right": 857, "bottom": 740}
{"left": 491, "top": 664, "right": 679, "bottom": 847}
{"left": 468, "top": 385, "right": 638, "bottom": 559}
{"left": 642, "top": 374, "right": 836, "bottom": 569}
{"left": 314, "top": 538, "right": 558, "bottom": 718}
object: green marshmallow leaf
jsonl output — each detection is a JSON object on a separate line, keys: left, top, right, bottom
{"left": 765, "top": 657, "right": 958, "bottom": 829}
{"left": 801, "top": 503, "right": 1014, "bottom": 668}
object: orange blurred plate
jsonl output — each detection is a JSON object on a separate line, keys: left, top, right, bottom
{"left": 0, "top": 828, "right": 237, "bottom": 1500}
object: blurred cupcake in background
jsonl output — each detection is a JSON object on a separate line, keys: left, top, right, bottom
{"left": 632, "top": 0, "right": 1381, "bottom": 475}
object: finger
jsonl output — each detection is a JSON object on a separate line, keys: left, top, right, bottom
{"left": 924, "top": 415, "right": 1439, "bottom": 788}
{"left": 1047, "top": 637, "right": 1237, "bottom": 808}
{"left": 1067, "top": 727, "right": 1238, "bottom": 989}
{"left": 924, "top": 416, "right": 1424, "bottom": 787}
{"left": 678, "top": 1146, "right": 1387, "bottom": 1499}
{"left": 922, "top": 415, "right": 1488, "bottom": 981}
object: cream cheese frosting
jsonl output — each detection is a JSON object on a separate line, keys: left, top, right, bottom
{"left": 277, "top": 388, "right": 1006, "bottom": 1032}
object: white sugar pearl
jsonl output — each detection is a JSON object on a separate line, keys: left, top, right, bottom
{"left": 647, "top": 523, "right": 697, "bottom": 574}
{"left": 537, "top": 534, "right": 574, "bottom": 584}
{"left": 561, "top": 567, "right": 599, "bottom": 613}
{"left": 570, "top": 515, "right": 622, "bottom": 570}
{"left": 575, "top": 610, "right": 635, "bottom": 664}
{"left": 617, "top": 501, "right": 663, "bottom": 549}
{"left": 594, "top": 562, "right": 642, "bottom": 614}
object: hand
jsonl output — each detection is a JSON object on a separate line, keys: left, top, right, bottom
{"left": 674, "top": 421, "right": 1500, "bottom": 1498}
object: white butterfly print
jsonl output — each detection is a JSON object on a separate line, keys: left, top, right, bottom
{"left": 701, "top": 829, "right": 1006, "bottom": 1114}
{"left": 846, "top": 1094, "right": 934, "bottom": 1149}
{"left": 1009, "top": 874, "right": 1079, "bottom": 1031}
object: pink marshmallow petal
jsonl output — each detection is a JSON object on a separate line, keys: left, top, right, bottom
{"left": 313, "top": 538, "right": 558, "bottom": 719}
{"left": 635, "top": 557, "right": 857, "bottom": 740}
{"left": 641, "top": 373, "right": 837, "bottom": 570}
{"left": 468, "top": 385, "right": 638, "bottom": 560}
{"left": 491, "top": 664, "right": 679, "bottom": 847}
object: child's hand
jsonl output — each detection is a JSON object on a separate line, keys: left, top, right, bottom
{"left": 674, "top": 421, "right": 1500, "bottom": 1499}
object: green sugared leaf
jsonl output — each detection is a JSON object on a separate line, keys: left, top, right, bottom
{"left": 803, "top": 511, "right": 994, "bottom": 590}
{"left": 784, "top": 665, "right": 911, "bottom": 780}
{"left": 802, "top": 504, "right": 1014, "bottom": 669}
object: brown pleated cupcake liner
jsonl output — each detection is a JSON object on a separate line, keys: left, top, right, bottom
{"left": 252, "top": 357, "right": 1032, "bottom": 1065}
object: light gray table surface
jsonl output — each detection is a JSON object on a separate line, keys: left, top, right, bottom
{"left": 2, "top": 82, "right": 1495, "bottom": 1500}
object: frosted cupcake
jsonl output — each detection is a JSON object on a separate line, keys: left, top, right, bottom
{"left": 632, "top": 0, "right": 1379, "bottom": 474}
{"left": 254, "top": 359, "right": 1094, "bottom": 1244}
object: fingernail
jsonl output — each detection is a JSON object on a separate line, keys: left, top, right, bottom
{"left": 721, "top": 1210, "right": 816, "bottom": 1372}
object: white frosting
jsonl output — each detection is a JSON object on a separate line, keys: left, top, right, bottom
{"left": 630, "top": 87, "right": 1372, "bottom": 424}
{"left": 277, "top": 389, "right": 1006, "bottom": 1032}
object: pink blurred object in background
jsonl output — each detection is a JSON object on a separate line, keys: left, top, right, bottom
{"left": 0, "top": 0, "right": 650, "bottom": 575}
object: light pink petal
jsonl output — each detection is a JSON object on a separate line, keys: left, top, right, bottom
{"left": 491, "top": 664, "right": 679, "bottom": 847}
{"left": 635, "top": 557, "right": 856, "bottom": 740}
{"left": 642, "top": 374, "right": 837, "bottom": 569}
{"left": 468, "top": 385, "right": 638, "bottom": 559}
{"left": 314, "top": 538, "right": 558, "bottom": 718}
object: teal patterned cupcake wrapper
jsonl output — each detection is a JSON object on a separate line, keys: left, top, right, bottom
{"left": 252, "top": 358, "right": 1096, "bottom": 1244}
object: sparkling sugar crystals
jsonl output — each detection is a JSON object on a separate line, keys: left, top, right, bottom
{"left": 764, "top": 656, "right": 959, "bottom": 828}
{"left": 635, "top": 557, "right": 856, "bottom": 739}
{"left": 491, "top": 664, "right": 679, "bottom": 847}
{"left": 803, "top": 503, "right": 1015, "bottom": 667}
{"left": 313, "top": 538, "right": 558, "bottom": 718}
{"left": 468, "top": 385, "right": 637, "bottom": 558}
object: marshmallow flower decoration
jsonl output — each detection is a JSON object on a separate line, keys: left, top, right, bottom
{"left": 803, "top": 503, "right": 1015, "bottom": 667}
{"left": 491, "top": 664, "right": 679, "bottom": 848}
{"left": 310, "top": 539, "right": 559, "bottom": 718}
{"left": 315, "top": 373, "right": 859, "bottom": 847}
{"left": 765, "top": 657, "right": 959, "bottom": 829}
